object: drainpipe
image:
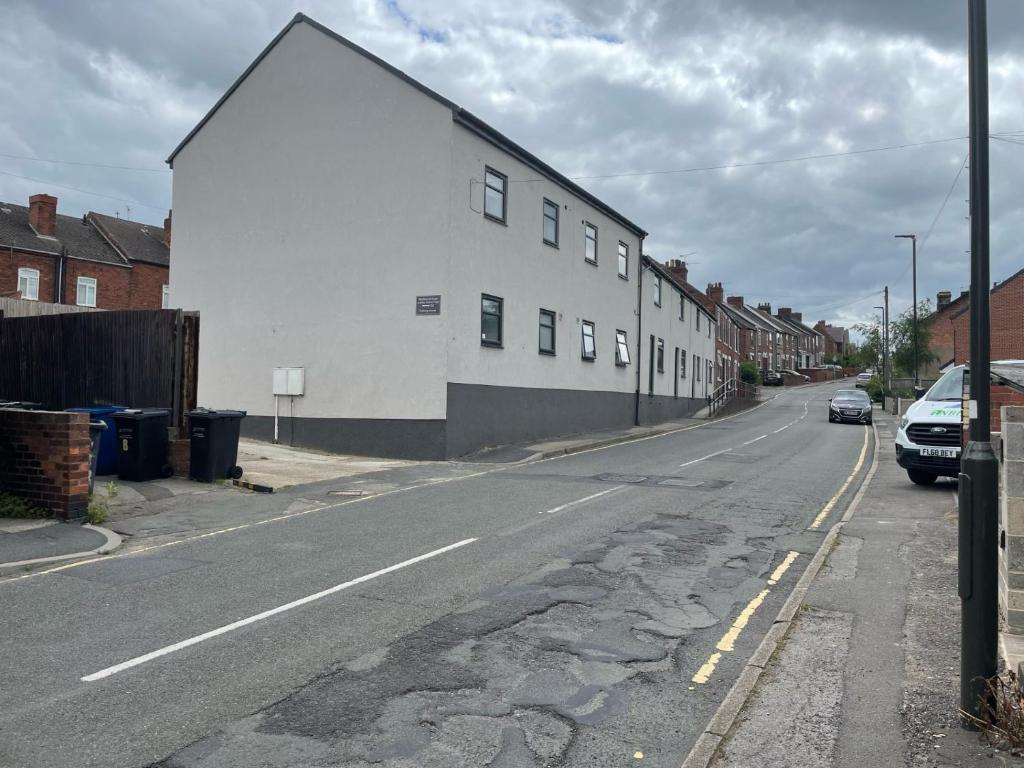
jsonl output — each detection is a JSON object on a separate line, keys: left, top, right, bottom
{"left": 633, "top": 237, "right": 644, "bottom": 426}
{"left": 54, "top": 246, "right": 67, "bottom": 303}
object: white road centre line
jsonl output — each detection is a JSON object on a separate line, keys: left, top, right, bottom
{"left": 80, "top": 538, "right": 478, "bottom": 682}
{"left": 540, "top": 485, "right": 626, "bottom": 515}
{"left": 679, "top": 449, "right": 732, "bottom": 468}
{"left": 741, "top": 435, "right": 768, "bottom": 446}
{"left": 772, "top": 426, "right": 789, "bottom": 434}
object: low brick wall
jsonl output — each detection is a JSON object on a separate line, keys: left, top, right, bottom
{"left": 0, "top": 409, "right": 90, "bottom": 520}
{"left": 799, "top": 368, "right": 839, "bottom": 383}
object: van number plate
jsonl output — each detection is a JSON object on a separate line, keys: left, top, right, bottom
{"left": 921, "top": 447, "right": 958, "bottom": 458}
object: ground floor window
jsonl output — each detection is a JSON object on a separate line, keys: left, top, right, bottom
{"left": 539, "top": 309, "right": 556, "bottom": 355}
{"left": 615, "top": 330, "right": 630, "bottom": 365}
{"left": 481, "top": 294, "right": 503, "bottom": 347}
{"left": 581, "top": 320, "right": 596, "bottom": 360}
{"left": 656, "top": 338, "right": 665, "bottom": 372}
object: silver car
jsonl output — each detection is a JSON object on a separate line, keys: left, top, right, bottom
{"left": 855, "top": 372, "right": 872, "bottom": 388}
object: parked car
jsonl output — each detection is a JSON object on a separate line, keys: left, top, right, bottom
{"left": 855, "top": 372, "right": 872, "bottom": 388}
{"left": 828, "top": 389, "right": 873, "bottom": 425}
{"left": 779, "top": 368, "right": 811, "bottom": 382}
{"left": 763, "top": 370, "right": 783, "bottom": 386}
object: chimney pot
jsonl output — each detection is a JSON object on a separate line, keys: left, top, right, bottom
{"left": 706, "top": 282, "right": 724, "bottom": 303}
{"left": 665, "top": 259, "right": 688, "bottom": 284}
{"left": 28, "top": 193, "right": 57, "bottom": 237}
{"left": 936, "top": 290, "right": 951, "bottom": 309}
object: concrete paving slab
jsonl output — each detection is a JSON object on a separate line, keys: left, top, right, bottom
{"left": 234, "top": 438, "right": 417, "bottom": 489}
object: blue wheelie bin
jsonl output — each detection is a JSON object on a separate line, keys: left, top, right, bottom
{"left": 66, "top": 406, "right": 125, "bottom": 475}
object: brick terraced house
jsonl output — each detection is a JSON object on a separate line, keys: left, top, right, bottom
{"left": 0, "top": 193, "right": 170, "bottom": 310}
{"left": 950, "top": 267, "right": 1024, "bottom": 366}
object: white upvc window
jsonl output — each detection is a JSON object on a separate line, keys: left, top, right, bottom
{"left": 161, "top": 285, "right": 170, "bottom": 309}
{"left": 76, "top": 276, "right": 97, "bottom": 307}
{"left": 17, "top": 268, "right": 39, "bottom": 300}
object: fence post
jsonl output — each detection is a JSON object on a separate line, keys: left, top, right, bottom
{"left": 171, "top": 309, "right": 184, "bottom": 435}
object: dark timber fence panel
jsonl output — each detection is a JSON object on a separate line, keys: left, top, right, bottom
{"left": 0, "top": 309, "right": 197, "bottom": 429}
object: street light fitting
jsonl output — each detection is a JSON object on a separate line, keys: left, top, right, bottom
{"left": 894, "top": 233, "right": 916, "bottom": 240}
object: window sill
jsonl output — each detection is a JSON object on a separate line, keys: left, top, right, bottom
{"left": 483, "top": 214, "right": 508, "bottom": 226}
{"left": 615, "top": 362, "right": 629, "bottom": 368}
{"left": 618, "top": 273, "right": 629, "bottom": 281}
{"left": 543, "top": 240, "right": 559, "bottom": 249}
{"left": 539, "top": 349, "right": 556, "bottom": 356}
{"left": 585, "top": 258, "right": 598, "bottom": 267}
{"left": 581, "top": 356, "right": 596, "bottom": 363}
{"left": 481, "top": 341, "right": 504, "bottom": 349}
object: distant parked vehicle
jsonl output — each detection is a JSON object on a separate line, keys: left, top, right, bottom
{"left": 828, "top": 389, "right": 873, "bottom": 425}
{"left": 855, "top": 372, "right": 872, "bottom": 388}
{"left": 763, "top": 370, "right": 783, "bottom": 386}
{"left": 779, "top": 369, "right": 810, "bottom": 382}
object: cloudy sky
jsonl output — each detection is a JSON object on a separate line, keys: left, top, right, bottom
{"left": 3, "top": 0, "right": 1023, "bottom": 330}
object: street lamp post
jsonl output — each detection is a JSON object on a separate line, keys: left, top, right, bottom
{"left": 874, "top": 305, "right": 886, "bottom": 388}
{"left": 895, "top": 233, "right": 919, "bottom": 389}
{"left": 960, "top": 0, "right": 998, "bottom": 726}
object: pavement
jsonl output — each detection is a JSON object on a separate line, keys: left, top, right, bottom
{"left": 0, "top": 519, "right": 109, "bottom": 567}
{"left": 0, "top": 380, "right": 883, "bottom": 767}
{"left": 707, "top": 408, "right": 1019, "bottom": 767}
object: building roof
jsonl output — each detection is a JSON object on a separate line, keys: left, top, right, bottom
{"left": 775, "top": 314, "right": 818, "bottom": 339}
{"left": 754, "top": 308, "right": 797, "bottom": 336}
{"left": 729, "top": 302, "right": 778, "bottom": 333}
{"left": 824, "top": 325, "right": 848, "bottom": 344}
{"left": 719, "top": 301, "right": 756, "bottom": 330}
{"left": 0, "top": 202, "right": 127, "bottom": 266}
{"left": 89, "top": 212, "right": 169, "bottom": 266}
{"left": 166, "top": 13, "right": 646, "bottom": 238}
{"left": 644, "top": 257, "right": 716, "bottom": 323}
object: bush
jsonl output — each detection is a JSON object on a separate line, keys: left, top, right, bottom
{"left": 0, "top": 493, "right": 50, "bottom": 519}
{"left": 866, "top": 375, "right": 885, "bottom": 403}
{"left": 739, "top": 361, "right": 760, "bottom": 385}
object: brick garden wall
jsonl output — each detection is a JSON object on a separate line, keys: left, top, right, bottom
{"left": 0, "top": 409, "right": 90, "bottom": 520}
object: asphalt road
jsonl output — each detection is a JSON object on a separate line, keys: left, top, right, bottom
{"left": 0, "top": 382, "right": 873, "bottom": 768}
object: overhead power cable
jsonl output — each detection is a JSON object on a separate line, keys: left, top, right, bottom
{"left": 0, "top": 152, "right": 170, "bottom": 173}
{"left": 0, "top": 170, "right": 167, "bottom": 212}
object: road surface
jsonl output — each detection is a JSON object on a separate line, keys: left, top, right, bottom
{"left": 0, "top": 381, "right": 872, "bottom": 768}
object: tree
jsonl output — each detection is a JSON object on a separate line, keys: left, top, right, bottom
{"left": 739, "top": 360, "right": 760, "bottom": 384}
{"left": 851, "top": 320, "right": 883, "bottom": 372}
{"left": 889, "top": 300, "right": 936, "bottom": 378}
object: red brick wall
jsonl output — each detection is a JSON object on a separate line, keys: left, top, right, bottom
{"left": 0, "top": 249, "right": 58, "bottom": 302}
{"left": 128, "top": 262, "right": 168, "bottom": 309}
{"left": 0, "top": 247, "right": 167, "bottom": 310}
{"left": 992, "top": 385, "right": 1024, "bottom": 434}
{"left": 63, "top": 259, "right": 131, "bottom": 309}
{"left": 951, "top": 273, "right": 1024, "bottom": 364}
{"left": 931, "top": 307, "right": 957, "bottom": 366}
{"left": 0, "top": 410, "right": 90, "bottom": 519}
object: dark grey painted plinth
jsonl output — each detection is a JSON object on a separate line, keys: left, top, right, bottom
{"left": 445, "top": 382, "right": 635, "bottom": 458}
{"left": 637, "top": 394, "right": 704, "bottom": 425}
{"left": 243, "top": 415, "right": 447, "bottom": 460}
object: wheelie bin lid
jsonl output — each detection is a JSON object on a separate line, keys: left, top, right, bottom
{"left": 187, "top": 408, "right": 247, "bottom": 420}
{"left": 114, "top": 408, "right": 171, "bottom": 420}
{"left": 67, "top": 406, "right": 126, "bottom": 416}
{"left": 88, "top": 420, "right": 108, "bottom": 431}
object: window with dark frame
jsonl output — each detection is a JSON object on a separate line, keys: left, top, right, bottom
{"left": 653, "top": 276, "right": 662, "bottom": 307}
{"left": 581, "top": 321, "right": 596, "bottom": 360}
{"left": 539, "top": 309, "right": 556, "bottom": 355}
{"left": 680, "top": 295, "right": 685, "bottom": 321}
{"left": 618, "top": 242, "right": 628, "bottom": 279}
{"left": 615, "top": 330, "right": 630, "bottom": 365}
{"left": 584, "top": 222, "right": 598, "bottom": 264}
{"left": 483, "top": 167, "right": 507, "bottom": 223}
{"left": 680, "top": 349, "right": 687, "bottom": 378}
{"left": 696, "top": 311, "right": 701, "bottom": 331}
{"left": 695, "top": 355, "right": 701, "bottom": 381}
{"left": 481, "top": 294, "right": 503, "bottom": 347}
{"left": 542, "top": 199, "right": 559, "bottom": 246}
{"left": 657, "top": 338, "right": 665, "bottom": 372}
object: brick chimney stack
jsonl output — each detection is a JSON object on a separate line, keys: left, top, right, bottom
{"left": 791, "top": 312, "right": 803, "bottom": 322}
{"left": 28, "top": 194, "right": 57, "bottom": 237}
{"left": 706, "top": 282, "right": 724, "bottom": 303}
{"left": 665, "top": 259, "right": 688, "bottom": 284}
{"left": 757, "top": 302, "right": 771, "bottom": 313}
{"left": 777, "top": 307, "right": 792, "bottom": 320}
{"left": 163, "top": 210, "right": 172, "bottom": 247}
{"left": 727, "top": 296, "right": 745, "bottom": 308}
{"left": 936, "top": 290, "right": 951, "bottom": 310}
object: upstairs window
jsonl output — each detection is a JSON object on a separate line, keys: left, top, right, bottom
{"left": 76, "top": 276, "right": 97, "bottom": 307}
{"left": 584, "top": 223, "right": 598, "bottom": 264}
{"left": 696, "top": 311, "right": 701, "bottom": 331}
{"left": 680, "top": 295, "right": 685, "bottom": 321}
{"left": 653, "top": 276, "right": 662, "bottom": 307}
{"left": 539, "top": 309, "right": 556, "bottom": 355}
{"left": 657, "top": 338, "right": 665, "bottom": 372}
{"left": 581, "top": 321, "right": 596, "bottom": 360}
{"left": 618, "top": 242, "right": 628, "bottom": 279}
{"left": 542, "top": 199, "right": 559, "bottom": 247}
{"left": 615, "top": 330, "right": 630, "bottom": 366}
{"left": 17, "top": 267, "right": 39, "bottom": 300}
{"left": 481, "top": 294, "right": 503, "bottom": 347}
{"left": 484, "top": 167, "right": 507, "bottom": 223}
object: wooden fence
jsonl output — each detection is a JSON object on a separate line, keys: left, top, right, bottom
{"left": 0, "top": 309, "right": 198, "bottom": 431}
{"left": 0, "top": 296, "right": 102, "bottom": 318}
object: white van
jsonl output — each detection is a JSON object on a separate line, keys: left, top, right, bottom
{"left": 895, "top": 366, "right": 964, "bottom": 485}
